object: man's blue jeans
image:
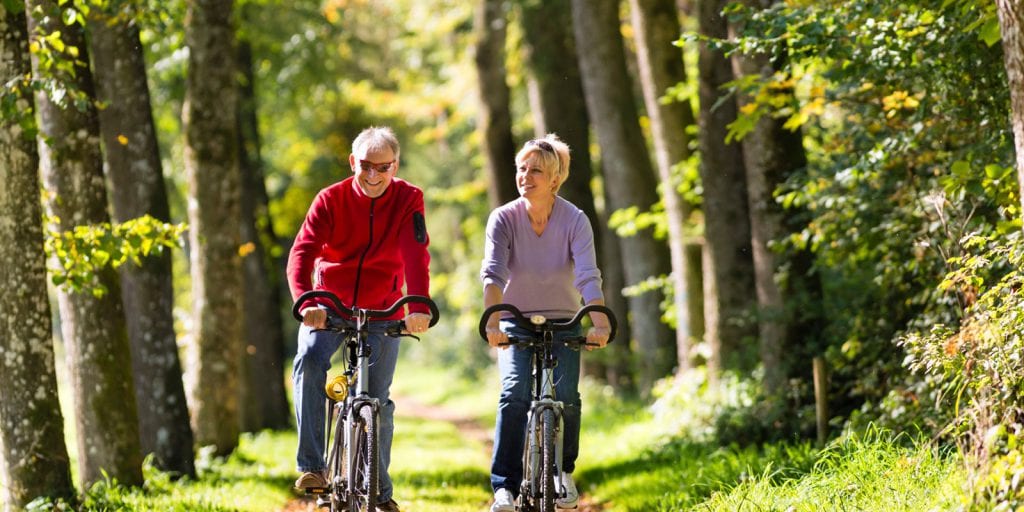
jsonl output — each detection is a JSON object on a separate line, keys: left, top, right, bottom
{"left": 490, "top": 321, "right": 582, "bottom": 493}
{"left": 293, "top": 321, "right": 400, "bottom": 502}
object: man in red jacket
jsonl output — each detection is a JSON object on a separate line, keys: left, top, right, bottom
{"left": 287, "top": 126, "right": 431, "bottom": 512}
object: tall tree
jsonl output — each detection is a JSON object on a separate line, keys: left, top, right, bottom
{"left": 628, "top": 0, "right": 704, "bottom": 371}
{"left": 571, "top": 0, "right": 676, "bottom": 392}
{"left": 516, "top": 0, "right": 634, "bottom": 390}
{"left": 474, "top": 0, "right": 519, "bottom": 207}
{"left": 697, "top": 0, "right": 757, "bottom": 376}
{"left": 25, "top": 0, "right": 143, "bottom": 487}
{"left": 729, "top": 0, "right": 824, "bottom": 394}
{"left": 183, "top": 0, "right": 243, "bottom": 455}
{"left": 0, "top": 4, "right": 76, "bottom": 507}
{"left": 996, "top": 0, "right": 1024, "bottom": 221}
{"left": 237, "top": 32, "right": 290, "bottom": 431}
{"left": 87, "top": 5, "right": 196, "bottom": 476}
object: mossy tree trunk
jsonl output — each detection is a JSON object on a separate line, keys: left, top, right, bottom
{"left": 697, "top": 0, "right": 757, "bottom": 378}
{"left": 628, "top": 0, "right": 704, "bottom": 372}
{"left": 87, "top": 5, "right": 196, "bottom": 477}
{"left": 237, "top": 33, "right": 290, "bottom": 432}
{"left": 474, "top": 0, "right": 519, "bottom": 207}
{"left": 0, "top": 4, "right": 75, "bottom": 507}
{"left": 995, "top": 0, "right": 1024, "bottom": 223}
{"left": 26, "top": 0, "right": 143, "bottom": 488}
{"left": 183, "top": 0, "right": 243, "bottom": 455}
{"left": 571, "top": 0, "right": 676, "bottom": 394}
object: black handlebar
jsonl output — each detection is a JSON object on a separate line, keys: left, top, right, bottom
{"left": 292, "top": 290, "right": 440, "bottom": 328}
{"left": 477, "top": 303, "right": 617, "bottom": 344}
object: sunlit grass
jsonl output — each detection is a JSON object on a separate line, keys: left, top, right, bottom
{"left": 45, "top": 352, "right": 966, "bottom": 511}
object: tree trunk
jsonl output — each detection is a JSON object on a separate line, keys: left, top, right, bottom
{"left": 729, "top": 0, "right": 825, "bottom": 395}
{"left": 237, "top": 35, "right": 290, "bottom": 431}
{"left": 474, "top": 0, "right": 519, "bottom": 207}
{"left": 995, "top": 0, "right": 1024, "bottom": 221}
{"left": 0, "top": 6, "right": 76, "bottom": 507}
{"left": 697, "top": 0, "right": 757, "bottom": 376}
{"left": 25, "top": 0, "right": 143, "bottom": 488}
{"left": 184, "top": 0, "right": 243, "bottom": 455}
{"left": 87, "top": 7, "right": 196, "bottom": 477}
{"left": 628, "top": 0, "right": 703, "bottom": 372}
{"left": 571, "top": 0, "right": 676, "bottom": 393}
{"left": 516, "top": 0, "right": 634, "bottom": 389}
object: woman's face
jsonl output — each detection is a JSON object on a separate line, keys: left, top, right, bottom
{"left": 516, "top": 152, "right": 556, "bottom": 199}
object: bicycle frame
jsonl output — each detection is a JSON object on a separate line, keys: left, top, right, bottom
{"left": 295, "top": 291, "right": 439, "bottom": 512}
{"left": 478, "top": 303, "right": 617, "bottom": 512}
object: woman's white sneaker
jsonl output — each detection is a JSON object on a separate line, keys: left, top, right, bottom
{"left": 491, "top": 488, "right": 515, "bottom": 512}
{"left": 556, "top": 472, "right": 579, "bottom": 509}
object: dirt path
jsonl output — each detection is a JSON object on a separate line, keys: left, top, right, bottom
{"left": 279, "top": 396, "right": 606, "bottom": 511}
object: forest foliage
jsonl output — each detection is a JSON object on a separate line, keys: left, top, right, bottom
{"left": 4, "top": 0, "right": 1024, "bottom": 508}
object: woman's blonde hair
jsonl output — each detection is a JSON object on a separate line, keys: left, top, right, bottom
{"left": 515, "top": 133, "right": 571, "bottom": 194}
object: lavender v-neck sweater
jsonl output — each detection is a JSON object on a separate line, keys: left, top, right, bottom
{"left": 480, "top": 196, "right": 604, "bottom": 319}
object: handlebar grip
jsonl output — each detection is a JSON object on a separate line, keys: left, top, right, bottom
{"left": 478, "top": 303, "right": 529, "bottom": 341}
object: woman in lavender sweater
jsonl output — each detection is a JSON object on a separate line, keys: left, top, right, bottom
{"left": 480, "top": 134, "right": 612, "bottom": 512}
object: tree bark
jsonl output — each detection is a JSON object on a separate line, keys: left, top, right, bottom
{"left": 697, "top": 0, "right": 757, "bottom": 376}
{"left": 516, "top": 0, "right": 633, "bottom": 389}
{"left": 25, "top": 0, "right": 143, "bottom": 488}
{"left": 995, "top": 0, "right": 1024, "bottom": 221}
{"left": 474, "top": 0, "right": 519, "bottom": 207}
{"left": 0, "top": 5, "right": 76, "bottom": 507}
{"left": 571, "top": 0, "right": 676, "bottom": 393}
{"left": 628, "top": 0, "right": 704, "bottom": 372}
{"left": 184, "top": 0, "right": 243, "bottom": 455}
{"left": 237, "top": 35, "right": 290, "bottom": 431}
{"left": 87, "top": 7, "right": 196, "bottom": 477}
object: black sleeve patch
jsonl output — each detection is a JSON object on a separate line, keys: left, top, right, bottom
{"left": 413, "top": 212, "right": 427, "bottom": 244}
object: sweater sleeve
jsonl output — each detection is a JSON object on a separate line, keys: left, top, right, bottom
{"left": 398, "top": 188, "right": 432, "bottom": 314}
{"left": 569, "top": 211, "right": 603, "bottom": 304}
{"left": 286, "top": 190, "right": 331, "bottom": 304}
{"left": 480, "top": 208, "right": 511, "bottom": 291}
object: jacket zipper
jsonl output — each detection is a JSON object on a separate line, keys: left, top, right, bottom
{"left": 350, "top": 197, "right": 375, "bottom": 308}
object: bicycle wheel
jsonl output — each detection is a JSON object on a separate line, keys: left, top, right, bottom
{"left": 347, "top": 404, "right": 379, "bottom": 512}
{"left": 540, "top": 408, "right": 557, "bottom": 512}
{"left": 326, "top": 402, "right": 347, "bottom": 511}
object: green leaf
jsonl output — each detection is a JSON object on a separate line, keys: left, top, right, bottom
{"left": 979, "top": 18, "right": 1001, "bottom": 46}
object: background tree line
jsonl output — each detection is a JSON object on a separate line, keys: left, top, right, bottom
{"left": 2, "top": 0, "right": 1024, "bottom": 508}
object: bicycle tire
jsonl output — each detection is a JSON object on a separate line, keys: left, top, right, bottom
{"left": 347, "top": 405, "right": 379, "bottom": 512}
{"left": 326, "top": 402, "right": 347, "bottom": 511}
{"left": 540, "top": 408, "right": 557, "bottom": 512}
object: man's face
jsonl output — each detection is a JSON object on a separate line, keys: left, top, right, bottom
{"left": 349, "top": 146, "right": 397, "bottom": 198}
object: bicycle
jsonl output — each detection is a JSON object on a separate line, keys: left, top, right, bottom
{"left": 478, "top": 303, "right": 617, "bottom": 512}
{"left": 293, "top": 290, "right": 439, "bottom": 512}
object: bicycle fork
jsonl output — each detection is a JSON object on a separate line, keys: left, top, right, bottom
{"left": 525, "top": 361, "right": 566, "bottom": 502}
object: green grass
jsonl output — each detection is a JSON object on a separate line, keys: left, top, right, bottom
{"left": 44, "top": 354, "right": 966, "bottom": 511}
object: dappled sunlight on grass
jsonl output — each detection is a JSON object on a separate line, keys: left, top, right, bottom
{"left": 390, "top": 416, "right": 491, "bottom": 511}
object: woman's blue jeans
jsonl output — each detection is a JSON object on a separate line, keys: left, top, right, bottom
{"left": 490, "top": 321, "right": 582, "bottom": 493}
{"left": 293, "top": 322, "right": 400, "bottom": 502}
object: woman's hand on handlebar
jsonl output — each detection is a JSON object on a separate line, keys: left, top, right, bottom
{"left": 404, "top": 312, "right": 432, "bottom": 334}
{"left": 485, "top": 313, "right": 508, "bottom": 348}
{"left": 301, "top": 307, "right": 327, "bottom": 329}
{"left": 585, "top": 326, "right": 610, "bottom": 350}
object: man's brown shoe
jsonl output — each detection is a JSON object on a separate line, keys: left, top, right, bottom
{"left": 294, "top": 470, "right": 328, "bottom": 491}
{"left": 375, "top": 498, "right": 401, "bottom": 512}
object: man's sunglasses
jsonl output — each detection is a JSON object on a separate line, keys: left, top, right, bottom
{"left": 359, "top": 160, "right": 396, "bottom": 174}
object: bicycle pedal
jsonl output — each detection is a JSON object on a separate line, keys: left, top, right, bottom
{"left": 304, "top": 486, "right": 329, "bottom": 495}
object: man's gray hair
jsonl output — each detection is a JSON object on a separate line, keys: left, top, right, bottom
{"left": 352, "top": 126, "right": 400, "bottom": 159}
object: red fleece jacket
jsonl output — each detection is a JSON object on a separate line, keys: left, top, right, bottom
{"left": 287, "top": 176, "right": 431, "bottom": 318}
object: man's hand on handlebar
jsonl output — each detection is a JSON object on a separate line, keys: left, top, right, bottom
{"left": 404, "top": 312, "right": 432, "bottom": 334}
{"left": 301, "top": 307, "right": 327, "bottom": 329}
